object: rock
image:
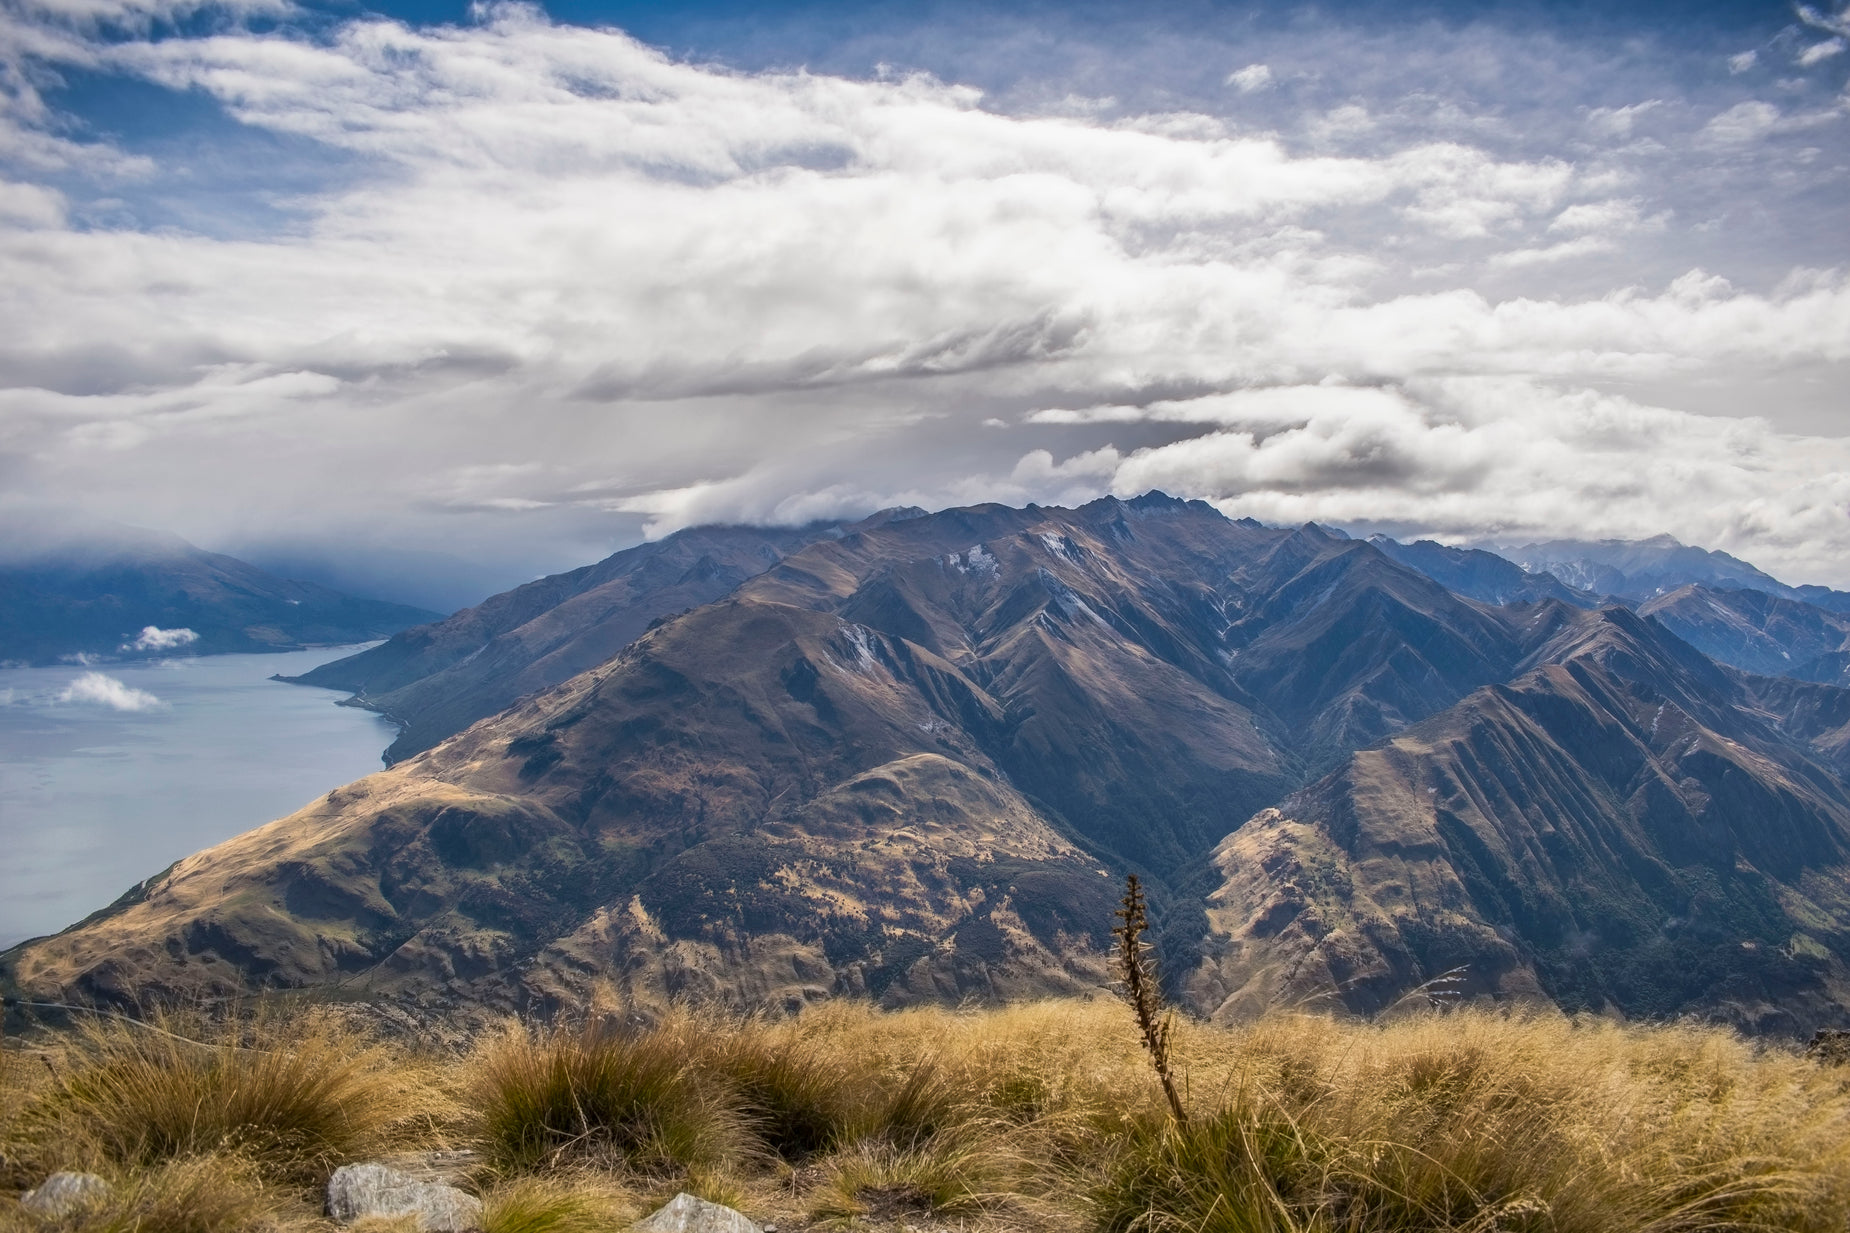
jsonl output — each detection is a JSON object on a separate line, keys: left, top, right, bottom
{"left": 374, "top": 1150, "right": 484, "bottom": 1185}
{"left": 631, "top": 1192, "right": 763, "bottom": 1233}
{"left": 327, "top": 1162, "right": 483, "bottom": 1232}
{"left": 1809, "top": 1029, "right": 1850, "bottom": 1065}
{"left": 21, "top": 1172, "right": 111, "bottom": 1218}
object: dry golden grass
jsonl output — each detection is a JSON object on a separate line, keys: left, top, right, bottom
{"left": 15, "top": 1007, "right": 434, "bottom": 1185}
{"left": 1, "top": 998, "right": 1846, "bottom": 1232}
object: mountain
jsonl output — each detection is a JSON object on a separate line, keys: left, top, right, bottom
{"left": 1188, "top": 604, "right": 1850, "bottom": 1036}
{"left": 1638, "top": 585, "right": 1850, "bottom": 686}
{"left": 9, "top": 496, "right": 1850, "bottom": 1036}
{"left": 284, "top": 518, "right": 913, "bottom": 763}
{"left": 0, "top": 523, "right": 441, "bottom": 666}
{"left": 3, "top": 495, "right": 1544, "bottom": 1013}
{"left": 1366, "top": 536, "right": 1596, "bottom": 608}
{"left": 1388, "top": 536, "right": 1850, "bottom": 690}
{"left": 1506, "top": 534, "right": 1850, "bottom": 608}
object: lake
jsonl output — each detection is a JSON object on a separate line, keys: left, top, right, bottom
{"left": 0, "top": 647, "right": 397, "bottom": 950}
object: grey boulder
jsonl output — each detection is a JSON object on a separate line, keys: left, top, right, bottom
{"left": 631, "top": 1192, "right": 763, "bottom": 1233}
{"left": 21, "top": 1172, "right": 111, "bottom": 1218}
{"left": 327, "top": 1162, "right": 483, "bottom": 1232}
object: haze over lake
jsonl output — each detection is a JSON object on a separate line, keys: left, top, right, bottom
{"left": 0, "top": 648, "right": 396, "bottom": 950}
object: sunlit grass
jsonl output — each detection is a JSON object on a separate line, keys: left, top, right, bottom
{"left": 2, "top": 998, "right": 1846, "bottom": 1232}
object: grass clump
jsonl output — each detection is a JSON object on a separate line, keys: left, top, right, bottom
{"left": 699, "top": 1027, "right": 854, "bottom": 1161}
{"left": 25, "top": 1008, "right": 407, "bottom": 1185}
{"left": 467, "top": 1018, "right": 748, "bottom": 1174}
{"left": 480, "top": 1174, "right": 634, "bottom": 1233}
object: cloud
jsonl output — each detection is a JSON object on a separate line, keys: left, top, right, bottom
{"left": 122, "top": 625, "right": 198, "bottom": 652}
{"left": 1226, "top": 64, "right": 1272, "bottom": 93}
{"left": 1065, "top": 378, "right": 1850, "bottom": 587}
{"left": 1797, "top": 5, "right": 1850, "bottom": 39}
{"left": 56, "top": 671, "right": 165, "bottom": 710}
{"left": 1797, "top": 38, "right": 1846, "bottom": 67}
{"left": 1584, "top": 100, "right": 1661, "bottom": 138}
{"left": 1702, "top": 100, "right": 1782, "bottom": 143}
{"left": 0, "top": 3, "right": 1847, "bottom": 588}
{"left": 1728, "top": 51, "right": 1758, "bottom": 74}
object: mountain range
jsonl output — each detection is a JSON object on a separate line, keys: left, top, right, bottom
{"left": 0, "top": 522, "right": 441, "bottom": 666}
{"left": 5, "top": 496, "right": 1849, "bottom": 1036}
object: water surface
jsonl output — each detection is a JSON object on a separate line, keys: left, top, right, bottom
{"left": 0, "top": 648, "right": 396, "bottom": 950}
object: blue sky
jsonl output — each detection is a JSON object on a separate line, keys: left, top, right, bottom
{"left": 2, "top": 0, "right": 1847, "bottom": 602}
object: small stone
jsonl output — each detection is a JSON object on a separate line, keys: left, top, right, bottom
{"left": 327, "top": 1162, "right": 483, "bottom": 1232}
{"left": 631, "top": 1192, "right": 763, "bottom": 1233}
{"left": 21, "top": 1172, "right": 111, "bottom": 1218}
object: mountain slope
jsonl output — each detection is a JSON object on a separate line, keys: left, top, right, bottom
{"left": 5, "top": 495, "right": 1541, "bottom": 1011}
{"left": 14, "top": 497, "right": 1850, "bottom": 1033}
{"left": 287, "top": 520, "right": 871, "bottom": 762}
{"left": 1639, "top": 584, "right": 1850, "bottom": 685}
{"left": 1187, "top": 605, "right": 1850, "bottom": 1035}
{"left": 0, "top": 525, "right": 440, "bottom": 665}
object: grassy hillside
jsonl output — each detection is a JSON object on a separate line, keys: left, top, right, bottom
{"left": 3, "top": 997, "right": 1847, "bottom": 1232}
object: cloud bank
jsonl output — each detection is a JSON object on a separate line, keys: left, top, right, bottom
{"left": 0, "top": 1, "right": 1847, "bottom": 587}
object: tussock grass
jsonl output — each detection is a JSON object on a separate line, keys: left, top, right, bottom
{"left": 3, "top": 998, "right": 1848, "bottom": 1232}
{"left": 467, "top": 1017, "right": 751, "bottom": 1174}
{"left": 480, "top": 1174, "right": 635, "bottom": 1233}
{"left": 699, "top": 1026, "right": 854, "bottom": 1161}
{"left": 14, "top": 1008, "right": 413, "bottom": 1185}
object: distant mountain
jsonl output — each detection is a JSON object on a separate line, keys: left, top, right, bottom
{"left": 1367, "top": 536, "right": 1596, "bottom": 608}
{"left": 284, "top": 515, "right": 926, "bottom": 763}
{"left": 1506, "top": 534, "right": 1850, "bottom": 608}
{"left": 1384, "top": 535, "right": 1850, "bottom": 690}
{"left": 0, "top": 523, "right": 441, "bottom": 666}
{"left": 1639, "top": 585, "right": 1850, "bottom": 686}
{"left": 10, "top": 497, "right": 1850, "bottom": 1036}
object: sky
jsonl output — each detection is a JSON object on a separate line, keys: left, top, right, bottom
{"left": 1, "top": 0, "right": 1847, "bottom": 606}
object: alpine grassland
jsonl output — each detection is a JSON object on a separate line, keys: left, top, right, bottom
{"left": 2, "top": 996, "right": 1848, "bottom": 1232}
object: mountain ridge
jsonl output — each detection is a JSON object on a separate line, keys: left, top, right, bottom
{"left": 9, "top": 496, "right": 1850, "bottom": 1036}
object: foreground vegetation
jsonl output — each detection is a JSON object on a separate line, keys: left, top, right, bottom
{"left": 1, "top": 996, "right": 1847, "bottom": 1232}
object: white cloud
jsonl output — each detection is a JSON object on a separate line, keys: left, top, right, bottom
{"left": 1728, "top": 51, "right": 1758, "bottom": 74}
{"left": 1797, "top": 38, "right": 1846, "bottom": 67}
{"left": 0, "top": 181, "right": 65, "bottom": 226}
{"left": 1797, "top": 5, "right": 1850, "bottom": 39}
{"left": 122, "top": 625, "right": 198, "bottom": 652}
{"left": 1584, "top": 100, "right": 1661, "bottom": 138}
{"left": 1547, "top": 198, "right": 1648, "bottom": 234}
{"left": 1485, "top": 235, "right": 1616, "bottom": 268}
{"left": 1080, "top": 378, "right": 1850, "bottom": 587}
{"left": 1226, "top": 64, "right": 1272, "bottom": 93}
{"left": 56, "top": 671, "right": 165, "bottom": 710}
{"left": 0, "top": 5, "right": 1847, "bottom": 585}
{"left": 1702, "top": 100, "right": 1782, "bottom": 143}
